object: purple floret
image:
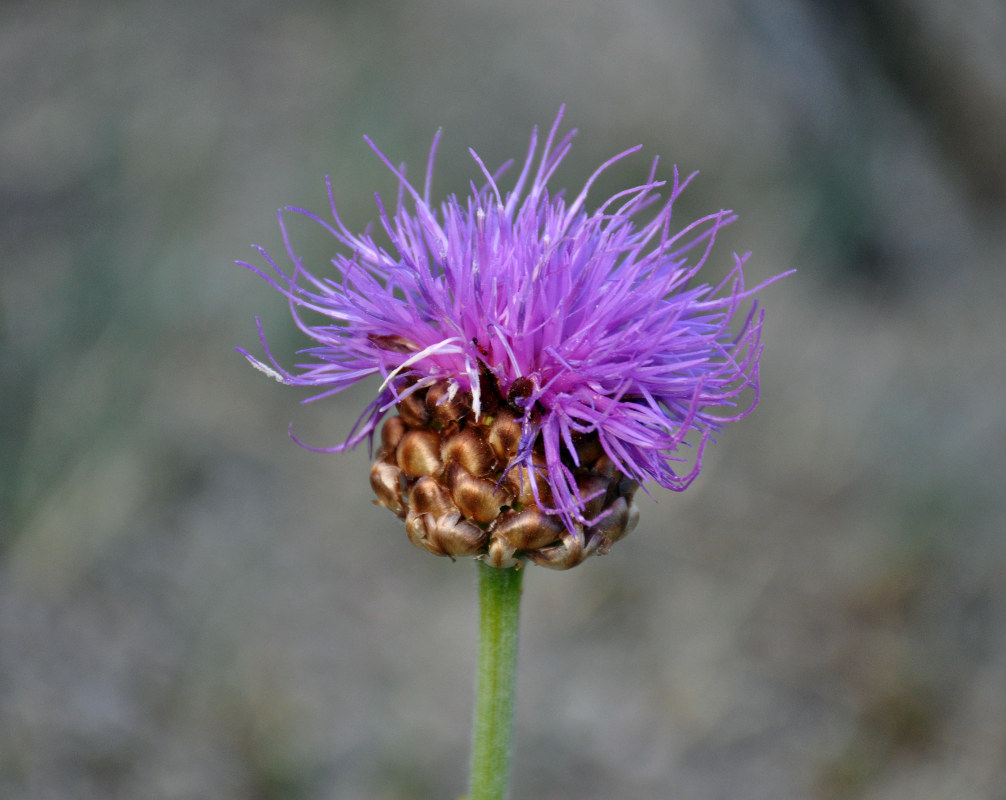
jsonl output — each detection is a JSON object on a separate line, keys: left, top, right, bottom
{"left": 240, "top": 107, "right": 785, "bottom": 529}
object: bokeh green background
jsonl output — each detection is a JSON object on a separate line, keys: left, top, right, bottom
{"left": 3, "top": 1, "right": 1005, "bottom": 798}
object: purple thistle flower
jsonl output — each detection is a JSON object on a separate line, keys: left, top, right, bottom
{"left": 240, "top": 108, "right": 785, "bottom": 560}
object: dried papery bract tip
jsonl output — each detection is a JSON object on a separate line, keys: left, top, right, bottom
{"left": 586, "top": 496, "right": 639, "bottom": 545}
{"left": 493, "top": 508, "right": 565, "bottom": 552}
{"left": 396, "top": 430, "right": 443, "bottom": 478}
{"left": 370, "top": 461, "right": 406, "bottom": 517}
{"left": 408, "top": 475, "right": 454, "bottom": 516}
{"left": 445, "top": 462, "right": 514, "bottom": 526}
{"left": 487, "top": 409, "right": 522, "bottom": 463}
{"left": 442, "top": 428, "right": 497, "bottom": 478}
{"left": 483, "top": 505, "right": 568, "bottom": 569}
{"left": 575, "top": 473, "right": 612, "bottom": 521}
{"left": 396, "top": 390, "right": 430, "bottom": 429}
{"left": 241, "top": 109, "right": 789, "bottom": 569}
{"left": 379, "top": 416, "right": 407, "bottom": 454}
{"left": 426, "top": 382, "right": 471, "bottom": 427}
{"left": 526, "top": 532, "right": 599, "bottom": 570}
{"left": 406, "top": 509, "right": 487, "bottom": 559}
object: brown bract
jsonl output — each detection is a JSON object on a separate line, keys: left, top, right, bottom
{"left": 369, "top": 380, "right": 640, "bottom": 569}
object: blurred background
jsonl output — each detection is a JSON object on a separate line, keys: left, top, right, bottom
{"left": 2, "top": 0, "right": 1005, "bottom": 798}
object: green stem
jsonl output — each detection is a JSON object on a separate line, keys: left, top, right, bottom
{"left": 469, "top": 560, "right": 524, "bottom": 800}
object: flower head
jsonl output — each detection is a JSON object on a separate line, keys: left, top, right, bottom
{"left": 241, "top": 108, "right": 784, "bottom": 568}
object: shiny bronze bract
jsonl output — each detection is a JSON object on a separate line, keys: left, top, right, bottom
{"left": 371, "top": 380, "right": 640, "bottom": 569}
